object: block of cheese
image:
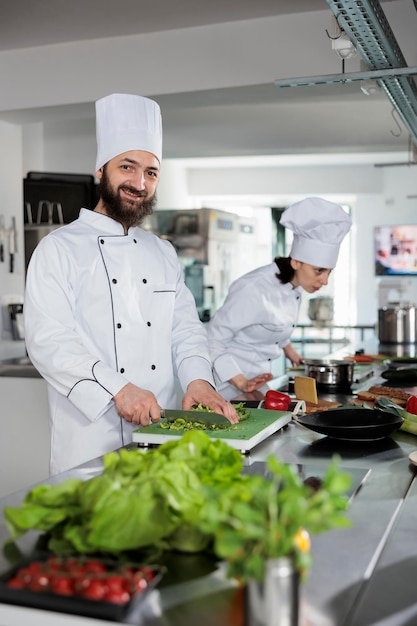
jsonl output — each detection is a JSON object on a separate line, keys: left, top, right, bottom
{"left": 294, "top": 376, "right": 318, "bottom": 404}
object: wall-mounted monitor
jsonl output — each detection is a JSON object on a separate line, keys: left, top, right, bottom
{"left": 374, "top": 225, "right": 417, "bottom": 276}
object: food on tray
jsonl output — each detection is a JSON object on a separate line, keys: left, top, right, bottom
{"left": 368, "top": 385, "right": 411, "bottom": 400}
{"left": 345, "top": 354, "right": 375, "bottom": 363}
{"left": 4, "top": 556, "right": 160, "bottom": 604}
{"left": 356, "top": 385, "right": 412, "bottom": 408}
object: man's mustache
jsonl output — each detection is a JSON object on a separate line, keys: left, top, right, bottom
{"left": 119, "top": 186, "right": 147, "bottom": 197}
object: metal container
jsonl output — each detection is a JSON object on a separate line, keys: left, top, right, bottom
{"left": 246, "top": 557, "right": 299, "bottom": 626}
{"left": 378, "top": 303, "right": 416, "bottom": 344}
{"left": 303, "top": 359, "right": 354, "bottom": 389}
{"left": 307, "top": 296, "right": 334, "bottom": 325}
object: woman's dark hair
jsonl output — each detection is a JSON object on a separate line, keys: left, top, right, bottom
{"left": 274, "top": 256, "right": 295, "bottom": 284}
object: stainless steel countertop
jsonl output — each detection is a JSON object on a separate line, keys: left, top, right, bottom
{"left": 1, "top": 366, "right": 417, "bottom": 625}
{"left": 0, "top": 357, "right": 41, "bottom": 378}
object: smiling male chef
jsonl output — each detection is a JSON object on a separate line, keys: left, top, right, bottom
{"left": 24, "top": 93, "right": 238, "bottom": 475}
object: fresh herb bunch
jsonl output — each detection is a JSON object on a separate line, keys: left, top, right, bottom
{"left": 199, "top": 455, "right": 352, "bottom": 582}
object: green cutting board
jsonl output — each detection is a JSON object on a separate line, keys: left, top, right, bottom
{"left": 132, "top": 408, "right": 292, "bottom": 452}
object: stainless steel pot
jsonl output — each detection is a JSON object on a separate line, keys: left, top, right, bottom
{"left": 378, "top": 304, "right": 416, "bottom": 344}
{"left": 303, "top": 359, "right": 354, "bottom": 389}
{"left": 307, "top": 296, "right": 334, "bottom": 324}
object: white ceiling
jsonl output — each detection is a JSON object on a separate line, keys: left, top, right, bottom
{"left": 0, "top": 0, "right": 328, "bottom": 51}
{"left": 1, "top": 0, "right": 416, "bottom": 163}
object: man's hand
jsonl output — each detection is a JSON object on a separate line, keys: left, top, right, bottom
{"left": 183, "top": 380, "right": 240, "bottom": 424}
{"left": 229, "top": 372, "right": 273, "bottom": 393}
{"left": 113, "top": 383, "right": 161, "bottom": 426}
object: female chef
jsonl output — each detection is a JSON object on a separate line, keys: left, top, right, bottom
{"left": 24, "top": 93, "right": 238, "bottom": 475}
{"left": 206, "top": 197, "right": 352, "bottom": 401}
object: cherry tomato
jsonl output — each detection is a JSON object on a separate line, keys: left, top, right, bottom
{"left": 50, "top": 575, "right": 74, "bottom": 596}
{"left": 82, "top": 578, "right": 108, "bottom": 600}
{"left": 7, "top": 577, "right": 26, "bottom": 589}
{"left": 130, "top": 574, "right": 148, "bottom": 593}
{"left": 73, "top": 575, "right": 92, "bottom": 593}
{"left": 105, "top": 589, "right": 130, "bottom": 604}
{"left": 106, "top": 575, "right": 126, "bottom": 593}
{"left": 141, "top": 566, "right": 156, "bottom": 582}
{"left": 15, "top": 567, "right": 33, "bottom": 583}
{"left": 28, "top": 572, "right": 50, "bottom": 592}
{"left": 84, "top": 560, "right": 107, "bottom": 574}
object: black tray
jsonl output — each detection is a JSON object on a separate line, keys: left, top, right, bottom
{"left": 0, "top": 555, "right": 165, "bottom": 622}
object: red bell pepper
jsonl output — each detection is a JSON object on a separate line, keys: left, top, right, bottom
{"left": 264, "top": 389, "right": 291, "bottom": 411}
{"left": 406, "top": 395, "right": 417, "bottom": 415}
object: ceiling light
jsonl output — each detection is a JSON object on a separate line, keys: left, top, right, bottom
{"left": 360, "top": 79, "right": 380, "bottom": 96}
{"left": 331, "top": 32, "right": 357, "bottom": 60}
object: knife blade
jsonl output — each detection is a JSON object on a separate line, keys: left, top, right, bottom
{"left": 161, "top": 408, "right": 230, "bottom": 427}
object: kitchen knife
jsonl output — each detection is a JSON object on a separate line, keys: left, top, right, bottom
{"left": 0, "top": 215, "right": 4, "bottom": 262}
{"left": 161, "top": 408, "right": 230, "bottom": 427}
{"left": 9, "top": 224, "right": 15, "bottom": 273}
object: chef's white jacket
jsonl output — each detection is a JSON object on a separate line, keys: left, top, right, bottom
{"left": 24, "top": 209, "right": 215, "bottom": 475}
{"left": 206, "top": 262, "right": 302, "bottom": 400}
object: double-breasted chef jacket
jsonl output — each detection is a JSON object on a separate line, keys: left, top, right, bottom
{"left": 24, "top": 209, "right": 215, "bottom": 475}
{"left": 206, "top": 262, "right": 302, "bottom": 400}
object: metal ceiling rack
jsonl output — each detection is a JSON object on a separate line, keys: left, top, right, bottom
{"left": 325, "top": 0, "right": 417, "bottom": 146}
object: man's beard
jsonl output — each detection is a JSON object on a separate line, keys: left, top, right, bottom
{"left": 99, "top": 167, "right": 157, "bottom": 229}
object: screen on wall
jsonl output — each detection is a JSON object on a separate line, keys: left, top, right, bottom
{"left": 374, "top": 225, "right": 417, "bottom": 276}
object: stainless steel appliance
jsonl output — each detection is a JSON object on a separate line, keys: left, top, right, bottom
{"left": 307, "top": 296, "right": 334, "bottom": 325}
{"left": 24, "top": 201, "right": 64, "bottom": 268}
{"left": 303, "top": 359, "right": 354, "bottom": 390}
{"left": 378, "top": 303, "right": 416, "bottom": 343}
{"left": 144, "top": 207, "right": 273, "bottom": 320}
{"left": 149, "top": 208, "right": 241, "bottom": 320}
{"left": 23, "top": 171, "right": 97, "bottom": 269}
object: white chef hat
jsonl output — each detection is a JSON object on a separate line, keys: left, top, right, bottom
{"left": 95, "top": 93, "right": 163, "bottom": 172}
{"left": 280, "top": 197, "right": 352, "bottom": 269}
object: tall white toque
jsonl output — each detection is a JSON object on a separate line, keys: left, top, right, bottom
{"left": 280, "top": 197, "right": 352, "bottom": 269}
{"left": 95, "top": 93, "right": 163, "bottom": 172}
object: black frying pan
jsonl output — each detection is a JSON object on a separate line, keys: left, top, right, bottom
{"left": 296, "top": 406, "right": 403, "bottom": 441}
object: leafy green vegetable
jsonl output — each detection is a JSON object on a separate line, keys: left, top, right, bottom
{"left": 231, "top": 402, "right": 251, "bottom": 421}
{"left": 193, "top": 402, "right": 250, "bottom": 421}
{"left": 159, "top": 418, "right": 229, "bottom": 431}
{"left": 158, "top": 403, "right": 250, "bottom": 431}
{"left": 3, "top": 433, "right": 351, "bottom": 582}
{"left": 375, "top": 397, "right": 417, "bottom": 434}
{"left": 4, "top": 432, "right": 243, "bottom": 556}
